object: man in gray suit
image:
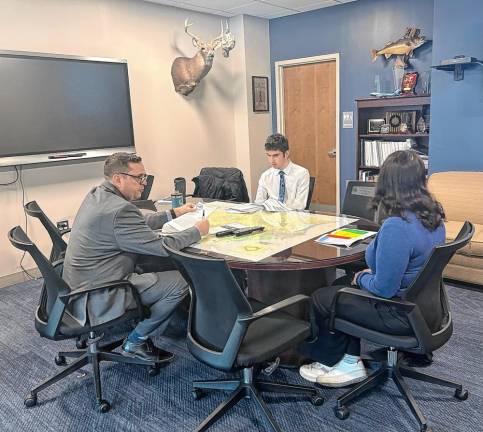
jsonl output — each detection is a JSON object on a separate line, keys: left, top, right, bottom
{"left": 63, "top": 152, "right": 209, "bottom": 362}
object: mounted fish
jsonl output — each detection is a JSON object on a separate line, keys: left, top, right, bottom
{"left": 171, "top": 19, "right": 235, "bottom": 96}
{"left": 371, "top": 27, "right": 428, "bottom": 68}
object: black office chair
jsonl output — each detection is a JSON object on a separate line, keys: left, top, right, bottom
{"left": 305, "top": 176, "right": 316, "bottom": 210}
{"left": 341, "top": 180, "right": 376, "bottom": 221}
{"left": 191, "top": 167, "right": 250, "bottom": 202}
{"left": 140, "top": 174, "right": 154, "bottom": 200}
{"left": 8, "top": 226, "right": 163, "bottom": 413}
{"left": 328, "top": 221, "right": 474, "bottom": 432}
{"left": 132, "top": 175, "right": 157, "bottom": 211}
{"left": 338, "top": 181, "right": 378, "bottom": 277}
{"left": 163, "top": 237, "right": 323, "bottom": 432}
{"left": 24, "top": 201, "right": 69, "bottom": 262}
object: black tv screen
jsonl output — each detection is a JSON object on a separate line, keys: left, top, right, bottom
{"left": 0, "top": 50, "right": 134, "bottom": 162}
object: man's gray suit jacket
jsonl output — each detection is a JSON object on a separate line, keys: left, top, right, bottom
{"left": 63, "top": 181, "right": 200, "bottom": 327}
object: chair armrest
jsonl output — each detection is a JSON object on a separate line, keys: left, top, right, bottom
{"left": 238, "top": 294, "right": 310, "bottom": 323}
{"left": 329, "top": 287, "right": 415, "bottom": 331}
{"left": 59, "top": 280, "right": 146, "bottom": 319}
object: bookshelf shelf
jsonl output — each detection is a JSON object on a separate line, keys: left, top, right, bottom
{"left": 356, "top": 95, "right": 430, "bottom": 181}
{"left": 359, "top": 133, "right": 429, "bottom": 139}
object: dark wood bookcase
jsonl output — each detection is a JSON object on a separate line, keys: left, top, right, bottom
{"left": 355, "top": 94, "right": 431, "bottom": 180}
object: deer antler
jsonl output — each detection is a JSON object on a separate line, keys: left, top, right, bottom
{"left": 220, "top": 21, "right": 235, "bottom": 58}
{"left": 184, "top": 19, "right": 203, "bottom": 48}
{"left": 209, "top": 21, "right": 225, "bottom": 50}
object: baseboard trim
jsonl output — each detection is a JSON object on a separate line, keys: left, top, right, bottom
{"left": 0, "top": 268, "right": 41, "bottom": 289}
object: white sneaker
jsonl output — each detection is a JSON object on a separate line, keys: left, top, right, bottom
{"left": 299, "top": 362, "right": 332, "bottom": 382}
{"left": 316, "top": 358, "right": 367, "bottom": 388}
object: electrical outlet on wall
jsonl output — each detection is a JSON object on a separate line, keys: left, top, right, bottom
{"left": 56, "top": 220, "right": 69, "bottom": 231}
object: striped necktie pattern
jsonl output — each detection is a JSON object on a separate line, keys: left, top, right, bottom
{"left": 278, "top": 171, "right": 286, "bottom": 203}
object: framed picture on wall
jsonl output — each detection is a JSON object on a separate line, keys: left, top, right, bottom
{"left": 252, "top": 76, "right": 269, "bottom": 112}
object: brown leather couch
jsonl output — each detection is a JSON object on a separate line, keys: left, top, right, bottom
{"left": 428, "top": 172, "right": 483, "bottom": 286}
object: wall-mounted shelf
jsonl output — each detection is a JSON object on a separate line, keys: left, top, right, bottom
{"left": 431, "top": 56, "right": 483, "bottom": 81}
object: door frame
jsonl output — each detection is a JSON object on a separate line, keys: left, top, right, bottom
{"left": 275, "top": 53, "right": 340, "bottom": 212}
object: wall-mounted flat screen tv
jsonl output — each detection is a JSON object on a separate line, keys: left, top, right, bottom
{"left": 0, "top": 50, "right": 135, "bottom": 166}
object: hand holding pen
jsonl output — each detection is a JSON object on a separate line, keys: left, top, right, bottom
{"left": 195, "top": 207, "right": 210, "bottom": 236}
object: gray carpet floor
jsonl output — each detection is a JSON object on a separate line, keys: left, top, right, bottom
{"left": 0, "top": 279, "right": 481, "bottom": 432}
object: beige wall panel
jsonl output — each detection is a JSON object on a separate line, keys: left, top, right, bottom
{"left": 0, "top": 0, "right": 240, "bottom": 277}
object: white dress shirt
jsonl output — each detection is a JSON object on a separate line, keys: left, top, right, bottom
{"left": 255, "top": 161, "right": 310, "bottom": 210}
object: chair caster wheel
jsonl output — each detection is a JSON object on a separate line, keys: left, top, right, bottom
{"left": 335, "top": 405, "right": 350, "bottom": 420}
{"left": 99, "top": 400, "right": 111, "bottom": 413}
{"left": 310, "top": 392, "right": 324, "bottom": 406}
{"left": 24, "top": 393, "right": 37, "bottom": 408}
{"left": 76, "top": 339, "right": 87, "bottom": 350}
{"left": 54, "top": 355, "right": 66, "bottom": 366}
{"left": 192, "top": 389, "right": 204, "bottom": 400}
{"left": 454, "top": 388, "right": 468, "bottom": 400}
{"left": 148, "top": 365, "right": 160, "bottom": 377}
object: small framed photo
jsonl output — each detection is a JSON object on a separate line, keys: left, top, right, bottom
{"left": 401, "top": 72, "right": 419, "bottom": 94}
{"left": 367, "top": 118, "right": 385, "bottom": 133}
{"left": 252, "top": 76, "right": 269, "bottom": 112}
{"left": 380, "top": 124, "right": 391, "bottom": 134}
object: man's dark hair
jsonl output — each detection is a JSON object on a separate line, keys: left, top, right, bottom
{"left": 104, "top": 152, "right": 142, "bottom": 178}
{"left": 265, "top": 133, "right": 289, "bottom": 153}
{"left": 372, "top": 150, "right": 445, "bottom": 230}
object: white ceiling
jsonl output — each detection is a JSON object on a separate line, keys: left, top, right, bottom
{"left": 143, "top": 0, "right": 357, "bottom": 19}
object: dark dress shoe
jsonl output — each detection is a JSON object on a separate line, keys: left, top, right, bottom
{"left": 121, "top": 338, "right": 174, "bottom": 363}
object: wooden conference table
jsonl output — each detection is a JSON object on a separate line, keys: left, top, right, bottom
{"left": 155, "top": 199, "right": 377, "bottom": 293}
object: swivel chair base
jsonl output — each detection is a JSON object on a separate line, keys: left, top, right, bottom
{"left": 192, "top": 366, "right": 324, "bottom": 432}
{"left": 334, "top": 348, "right": 468, "bottom": 432}
{"left": 24, "top": 332, "right": 165, "bottom": 412}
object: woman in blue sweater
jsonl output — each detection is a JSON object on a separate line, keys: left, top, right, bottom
{"left": 299, "top": 150, "right": 446, "bottom": 387}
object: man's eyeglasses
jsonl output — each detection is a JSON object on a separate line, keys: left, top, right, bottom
{"left": 119, "top": 173, "right": 148, "bottom": 184}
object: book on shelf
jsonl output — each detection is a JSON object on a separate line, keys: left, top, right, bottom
{"left": 361, "top": 138, "right": 415, "bottom": 168}
{"left": 359, "top": 170, "right": 379, "bottom": 181}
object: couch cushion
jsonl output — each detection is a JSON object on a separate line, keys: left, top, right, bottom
{"left": 428, "top": 172, "right": 483, "bottom": 224}
{"left": 444, "top": 264, "right": 483, "bottom": 286}
{"left": 450, "top": 253, "right": 483, "bottom": 270}
{"left": 445, "top": 221, "right": 483, "bottom": 257}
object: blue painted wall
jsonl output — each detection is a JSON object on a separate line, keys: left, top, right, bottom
{"left": 429, "top": 0, "right": 483, "bottom": 172}
{"left": 269, "top": 0, "right": 435, "bottom": 202}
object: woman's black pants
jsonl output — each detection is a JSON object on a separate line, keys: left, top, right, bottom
{"left": 299, "top": 283, "right": 412, "bottom": 367}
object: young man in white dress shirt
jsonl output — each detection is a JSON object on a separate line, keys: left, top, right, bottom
{"left": 255, "top": 133, "right": 310, "bottom": 210}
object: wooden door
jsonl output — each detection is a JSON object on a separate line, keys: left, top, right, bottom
{"left": 282, "top": 61, "right": 336, "bottom": 207}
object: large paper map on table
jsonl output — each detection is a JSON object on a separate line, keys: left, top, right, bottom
{"left": 190, "top": 201, "right": 357, "bottom": 262}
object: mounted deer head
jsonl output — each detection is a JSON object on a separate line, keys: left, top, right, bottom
{"left": 171, "top": 19, "right": 235, "bottom": 96}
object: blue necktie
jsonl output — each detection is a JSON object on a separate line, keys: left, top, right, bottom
{"left": 278, "top": 171, "right": 286, "bottom": 203}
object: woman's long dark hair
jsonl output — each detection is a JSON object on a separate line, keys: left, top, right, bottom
{"left": 372, "top": 150, "right": 445, "bottom": 230}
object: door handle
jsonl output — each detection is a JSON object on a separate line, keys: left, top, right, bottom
{"left": 328, "top": 148, "right": 336, "bottom": 158}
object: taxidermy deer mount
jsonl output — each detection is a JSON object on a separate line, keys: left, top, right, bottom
{"left": 171, "top": 19, "right": 236, "bottom": 96}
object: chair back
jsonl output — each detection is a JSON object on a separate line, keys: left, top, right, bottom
{"left": 24, "top": 201, "right": 67, "bottom": 262}
{"left": 305, "top": 176, "right": 316, "bottom": 210}
{"left": 342, "top": 181, "right": 376, "bottom": 221}
{"left": 163, "top": 237, "right": 252, "bottom": 352}
{"left": 8, "top": 226, "right": 70, "bottom": 336}
{"left": 403, "top": 221, "right": 474, "bottom": 332}
{"left": 192, "top": 167, "right": 250, "bottom": 202}
{"left": 132, "top": 199, "right": 157, "bottom": 211}
{"left": 140, "top": 175, "right": 154, "bottom": 201}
